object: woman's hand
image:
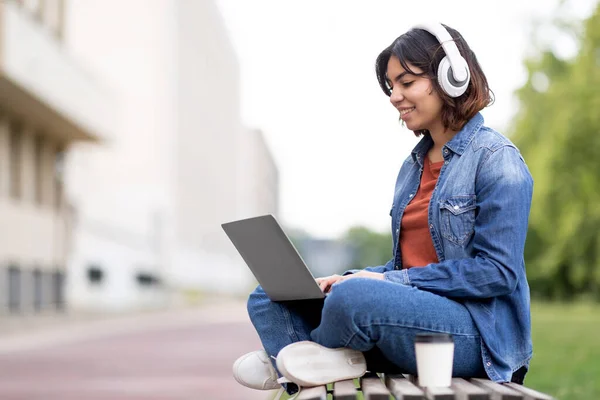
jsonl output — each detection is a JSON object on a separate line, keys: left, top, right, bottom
{"left": 316, "top": 271, "right": 384, "bottom": 293}
{"left": 315, "top": 274, "right": 344, "bottom": 293}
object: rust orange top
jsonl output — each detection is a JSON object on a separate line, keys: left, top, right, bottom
{"left": 400, "top": 155, "right": 443, "bottom": 269}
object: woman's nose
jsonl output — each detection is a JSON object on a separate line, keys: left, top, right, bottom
{"left": 390, "top": 86, "right": 403, "bottom": 105}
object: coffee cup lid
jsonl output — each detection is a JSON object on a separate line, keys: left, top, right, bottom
{"left": 414, "top": 333, "right": 454, "bottom": 343}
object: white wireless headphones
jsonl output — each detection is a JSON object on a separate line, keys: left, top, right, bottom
{"left": 412, "top": 22, "right": 471, "bottom": 98}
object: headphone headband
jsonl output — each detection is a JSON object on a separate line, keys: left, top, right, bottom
{"left": 412, "top": 22, "right": 467, "bottom": 82}
{"left": 411, "top": 22, "right": 470, "bottom": 97}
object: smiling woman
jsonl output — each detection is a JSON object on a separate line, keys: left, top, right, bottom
{"left": 375, "top": 24, "right": 494, "bottom": 140}
{"left": 232, "top": 22, "right": 535, "bottom": 400}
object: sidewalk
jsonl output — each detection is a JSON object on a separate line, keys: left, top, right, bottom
{"left": 0, "top": 297, "right": 272, "bottom": 400}
{"left": 0, "top": 296, "right": 251, "bottom": 354}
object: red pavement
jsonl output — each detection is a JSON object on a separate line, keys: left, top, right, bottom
{"left": 0, "top": 307, "right": 277, "bottom": 400}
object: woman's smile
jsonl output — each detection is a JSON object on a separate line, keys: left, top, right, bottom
{"left": 399, "top": 106, "right": 415, "bottom": 119}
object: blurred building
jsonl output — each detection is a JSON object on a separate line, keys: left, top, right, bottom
{"left": 237, "top": 128, "right": 279, "bottom": 226}
{"left": 63, "top": 0, "right": 278, "bottom": 311}
{"left": 0, "top": 0, "right": 114, "bottom": 315}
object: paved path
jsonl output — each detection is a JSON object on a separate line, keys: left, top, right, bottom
{"left": 0, "top": 301, "right": 277, "bottom": 400}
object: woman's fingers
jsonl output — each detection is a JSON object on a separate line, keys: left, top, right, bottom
{"left": 317, "top": 275, "right": 342, "bottom": 292}
{"left": 317, "top": 271, "right": 384, "bottom": 293}
{"left": 318, "top": 279, "right": 328, "bottom": 292}
{"left": 319, "top": 277, "right": 334, "bottom": 292}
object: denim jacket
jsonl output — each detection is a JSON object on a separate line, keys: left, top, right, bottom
{"left": 356, "top": 112, "right": 534, "bottom": 382}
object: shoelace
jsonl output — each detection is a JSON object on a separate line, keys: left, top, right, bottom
{"left": 269, "top": 376, "right": 302, "bottom": 400}
{"left": 270, "top": 356, "right": 302, "bottom": 400}
{"left": 272, "top": 384, "right": 301, "bottom": 400}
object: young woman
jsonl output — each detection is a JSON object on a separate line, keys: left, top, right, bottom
{"left": 233, "top": 22, "right": 534, "bottom": 398}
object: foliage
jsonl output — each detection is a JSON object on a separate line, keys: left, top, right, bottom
{"left": 342, "top": 226, "right": 393, "bottom": 270}
{"left": 510, "top": 2, "right": 600, "bottom": 300}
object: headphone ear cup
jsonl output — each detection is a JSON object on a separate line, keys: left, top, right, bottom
{"left": 437, "top": 56, "right": 470, "bottom": 98}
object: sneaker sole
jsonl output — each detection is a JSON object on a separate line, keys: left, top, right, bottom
{"left": 232, "top": 351, "right": 257, "bottom": 388}
{"left": 276, "top": 341, "right": 366, "bottom": 387}
{"left": 232, "top": 350, "right": 280, "bottom": 390}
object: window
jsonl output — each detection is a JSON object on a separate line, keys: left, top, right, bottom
{"left": 52, "top": 270, "right": 64, "bottom": 310}
{"left": 33, "top": 135, "right": 44, "bottom": 206}
{"left": 87, "top": 265, "right": 104, "bottom": 284}
{"left": 33, "top": 269, "right": 42, "bottom": 311}
{"left": 8, "top": 266, "right": 21, "bottom": 313}
{"left": 136, "top": 272, "right": 161, "bottom": 286}
{"left": 54, "top": 146, "right": 65, "bottom": 210}
{"left": 8, "top": 124, "right": 21, "bottom": 200}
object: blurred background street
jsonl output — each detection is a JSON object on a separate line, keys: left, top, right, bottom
{"left": 0, "top": 300, "right": 273, "bottom": 400}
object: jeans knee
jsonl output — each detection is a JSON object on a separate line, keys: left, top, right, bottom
{"left": 247, "top": 285, "right": 268, "bottom": 322}
{"left": 322, "top": 278, "right": 364, "bottom": 317}
{"left": 312, "top": 279, "right": 371, "bottom": 348}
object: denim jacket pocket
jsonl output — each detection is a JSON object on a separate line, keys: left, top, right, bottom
{"left": 439, "top": 195, "right": 476, "bottom": 246}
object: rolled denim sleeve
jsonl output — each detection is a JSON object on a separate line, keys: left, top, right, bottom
{"left": 389, "top": 146, "right": 533, "bottom": 299}
{"left": 383, "top": 268, "right": 411, "bottom": 285}
{"left": 342, "top": 258, "right": 394, "bottom": 276}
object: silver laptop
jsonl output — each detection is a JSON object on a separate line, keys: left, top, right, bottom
{"left": 221, "top": 214, "right": 325, "bottom": 302}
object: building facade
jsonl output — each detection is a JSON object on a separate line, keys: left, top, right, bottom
{"left": 0, "top": 0, "right": 113, "bottom": 315}
{"left": 64, "top": 0, "right": 279, "bottom": 311}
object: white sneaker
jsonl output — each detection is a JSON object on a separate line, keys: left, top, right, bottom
{"left": 276, "top": 341, "right": 367, "bottom": 387}
{"left": 232, "top": 350, "right": 281, "bottom": 390}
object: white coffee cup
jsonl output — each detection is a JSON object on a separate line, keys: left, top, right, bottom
{"left": 414, "top": 333, "right": 454, "bottom": 387}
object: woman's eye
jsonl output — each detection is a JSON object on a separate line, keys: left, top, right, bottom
{"left": 402, "top": 81, "right": 414, "bottom": 87}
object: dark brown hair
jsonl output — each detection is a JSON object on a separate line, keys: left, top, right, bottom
{"left": 375, "top": 24, "right": 494, "bottom": 136}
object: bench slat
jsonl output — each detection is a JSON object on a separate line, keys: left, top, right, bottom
{"left": 297, "top": 385, "right": 328, "bottom": 400}
{"left": 470, "top": 379, "right": 523, "bottom": 400}
{"left": 425, "top": 385, "right": 455, "bottom": 400}
{"left": 361, "top": 376, "right": 391, "bottom": 400}
{"left": 385, "top": 374, "right": 426, "bottom": 400}
{"left": 451, "top": 378, "right": 490, "bottom": 400}
{"left": 504, "top": 383, "right": 555, "bottom": 400}
{"left": 333, "top": 379, "right": 358, "bottom": 399}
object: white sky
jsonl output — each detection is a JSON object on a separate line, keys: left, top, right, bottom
{"left": 216, "top": 0, "right": 596, "bottom": 239}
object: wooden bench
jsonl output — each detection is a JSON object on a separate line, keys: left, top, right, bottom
{"left": 296, "top": 374, "right": 555, "bottom": 400}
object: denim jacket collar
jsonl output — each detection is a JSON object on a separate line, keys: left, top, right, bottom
{"left": 410, "top": 112, "right": 485, "bottom": 164}
{"left": 410, "top": 135, "right": 433, "bottom": 166}
{"left": 446, "top": 112, "right": 484, "bottom": 156}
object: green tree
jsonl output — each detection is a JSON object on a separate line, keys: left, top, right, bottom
{"left": 510, "top": 2, "right": 600, "bottom": 300}
{"left": 342, "top": 226, "right": 393, "bottom": 270}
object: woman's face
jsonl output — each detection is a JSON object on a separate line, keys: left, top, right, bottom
{"left": 386, "top": 55, "right": 444, "bottom": 133}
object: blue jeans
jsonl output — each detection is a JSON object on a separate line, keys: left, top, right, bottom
{"left": 247, "top": 278, "right": 487, "bottom": 378}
